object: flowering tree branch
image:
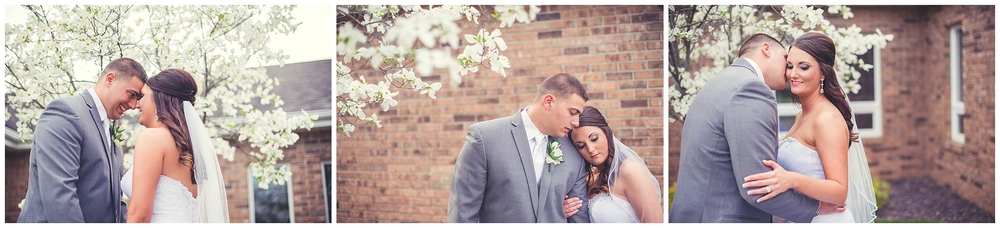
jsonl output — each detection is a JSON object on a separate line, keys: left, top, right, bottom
{"left": 336, "top": 5, "right": 539, "bottom": 137}
{"left": 5, "top": 5, "right": 315, "bottom": 188}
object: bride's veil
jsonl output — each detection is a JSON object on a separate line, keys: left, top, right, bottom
{"left": 842, "top": 88, "right": 879, "bottom": 223}
{"left": 607, "top": 137, "right": 662, "bottom": 219}
{"left": 184, "top": 101, "right": 230, "bottom": 222}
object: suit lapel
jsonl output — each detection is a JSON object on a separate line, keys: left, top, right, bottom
{"left": 82, "top": 90, "right": 120, "bottom": 222}
{"left": 82, "top": 91, "right": 113, "bottom": 156}
{"left": 536, "top": 136, "right": 557, "bottom": 217}
{"left": 509, "top": 110, "right": 538, "bottom": 219}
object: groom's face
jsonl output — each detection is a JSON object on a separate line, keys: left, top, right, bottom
{"left": 544, "top": 93, "right": 586, "bottom": 138}
{"left": 762, "top": 43, "right": 789, "bottom": 90}
{"left": 103, "top": 72, "right": 146, "bottom": 120}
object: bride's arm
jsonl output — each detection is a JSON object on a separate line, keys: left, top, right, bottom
{"left": 620, "top": 161, "right": 664, "bottom": 223}
{"left": 744, "top": 112, "right": 849, "bottom": 205}
{"left": 126, "top": 128, "right": 169, "bottom": 223}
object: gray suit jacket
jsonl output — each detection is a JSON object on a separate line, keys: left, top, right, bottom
{"left": 448, "top": 109, "right": 590, "bottom": 223}
{"left": 669, "top": 59, "right": 819, "bottom": 223}
{"left": 18, "top": 90, "right": 127, "bottom": 223}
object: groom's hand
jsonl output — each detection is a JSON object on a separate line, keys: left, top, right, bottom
{"left": 563, "top": 195, "right": 582, "bottom": 218}
{"left": 817, "top": 201, "right": 847, "bottom": 215}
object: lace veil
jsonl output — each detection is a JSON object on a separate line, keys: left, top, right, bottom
{"left": 184, "top": 101, "right": 230, "bottom": 223}
{"left": 607, "top": 137, "right": 662, "bottom": 221}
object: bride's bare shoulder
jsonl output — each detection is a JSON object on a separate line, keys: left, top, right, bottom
{"left": 135, "top": 127, "right": 174, "bottom": 149}
{"left": 617, "top": 159, "right": 649, "bottom": 180}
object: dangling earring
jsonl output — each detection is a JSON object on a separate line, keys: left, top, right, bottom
{"left": 154, "top": 111, "right": 159, "bottom": 121}
{"left": 820, "top": 80, "right": 825, "bottom": 94}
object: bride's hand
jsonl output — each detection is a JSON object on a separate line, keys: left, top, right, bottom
{"left": 563, "top": 195, "right": 582, "bottom": 218}
{"left": 742, "top": 160, "right": 800, "bottom": 203}
{"left": 818, "top": 201, "right": 847, "bottom": 215}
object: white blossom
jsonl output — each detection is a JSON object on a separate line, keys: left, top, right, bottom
{"left": 4, "top": 5, "right": 314, "bottom": 187}
{"left": 336, "top": 5, "right": 537, "bottom": 136}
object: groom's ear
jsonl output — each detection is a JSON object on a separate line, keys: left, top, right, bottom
{"left": 542, "top": 94, "right": 555, "bottom": 110}
{"left": 760, "top": 43, "right": 772, "bottom": 58}
{"left": 101, "top": 72, "right": 118, "bottom": 86}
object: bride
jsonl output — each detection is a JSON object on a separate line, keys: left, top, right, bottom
{"left": 121, "top": 68, "right": 229, "bottom": 223}
{"left": 562, "top": 106, "right": 663, "bottom": 223}
{"left": 742, "top": 32, "right": 878, "bottom": 223}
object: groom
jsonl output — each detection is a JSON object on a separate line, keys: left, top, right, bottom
{"left": 670, "top": 34, "right": 838, "bottom": 222}
{"left": 448, "top": 73, "right": 590, "bottom": 223}
{"left": 18, "top": 58, "right": 147, "bottom": 223}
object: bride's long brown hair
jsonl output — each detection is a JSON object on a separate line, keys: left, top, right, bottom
{"left": 146, "top": 68, "right": 199, "bottom": 183}
{"left": 570, "top": 106, "right": 616, "bottom": 197}
{"left": 789, "top": 32, "right": 860, "bottom": 145}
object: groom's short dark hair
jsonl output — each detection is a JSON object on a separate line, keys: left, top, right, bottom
{"left": 100, "top": 58, "right": 148, "bottom": 83}
{"left": 537, "top": 73, "right": 589, "bottom": 102}
{"left": 738, "top": 33, "right": 783, "bottom": 57}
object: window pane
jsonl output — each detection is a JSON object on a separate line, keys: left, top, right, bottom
{"left": 779, "top": 115, "right": 796, "bottom": 132}
{"left": 958, "top": 115, "right": 964, "bottom": 134}
{"left": 854, "top": 113, "right": 873, "bottom": 129}
{"left": 253, "top": 177, "right": 292, "bottom": 223}
{"left": 955, "top": 28, "right": 963, "bottom": 102}
{"left": 847, "top": 49, "right": 876, "bottom": 102}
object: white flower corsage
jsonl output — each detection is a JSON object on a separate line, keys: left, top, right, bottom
{"left": 546, "top": 140, "right": 564, "bottom": 171}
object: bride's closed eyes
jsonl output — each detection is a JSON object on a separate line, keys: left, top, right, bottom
{"left": 787, "top": 61, "right": 810, "bottom": 71}
{"left": 574, "top": 132, "right": 601, "bottom": 149}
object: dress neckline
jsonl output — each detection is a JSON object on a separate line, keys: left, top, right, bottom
{"left": 781, "top": 137, "right": 819, "bottom": 152}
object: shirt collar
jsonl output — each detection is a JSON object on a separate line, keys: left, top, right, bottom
{"left": 742, "top": 58, "right": 766, "bottom": 82}
{"left": 520, "top": 107, "right": 545, "bottom": 141}
{"left": 87, "top": 88, "right": 109, "bottom": 124}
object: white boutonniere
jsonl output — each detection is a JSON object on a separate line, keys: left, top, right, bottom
{"left": 546, "top": 140, "right": 564, "bottom": 171}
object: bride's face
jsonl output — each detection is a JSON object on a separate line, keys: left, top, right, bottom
{"left": 136, "top": 85, "right": 157, "bottom": 127}
{"left": 571, "top": 126, "right": 609, "bottom": 166}
{"left": 786, "top": 46, "right": 824, "bottom": 97}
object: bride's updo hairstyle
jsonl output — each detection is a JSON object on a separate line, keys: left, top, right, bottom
{"left": 147, "top": 68, "right": 199, "bottom": 182}
{"left": 790, "top": 32, "right": 860, "bottom": 144}
{"left": 571, "top": 106, "right": 615, "bottom": 196}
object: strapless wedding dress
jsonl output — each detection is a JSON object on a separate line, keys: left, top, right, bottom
{"left": 588, "top": 193, "right": 640, "bottom": 223}
{"left": 122, "top": 166, "right": 197, "bottom": 222}
{"left": 777, "top": 138, "right": 854, "bottom": 223}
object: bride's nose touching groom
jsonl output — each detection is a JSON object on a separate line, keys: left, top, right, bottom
{"left": 447, "top": 73, "right": 663, "bottom": 223}
{"left": 18, "top": 58, "right": 229, "bottom": 223}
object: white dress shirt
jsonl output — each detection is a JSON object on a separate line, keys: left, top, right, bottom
{"left": 520, "top": 107, "right": 547, "bottom": 184}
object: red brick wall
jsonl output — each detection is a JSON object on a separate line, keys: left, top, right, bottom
{"left": 924, "top": 5, "right": 994, "bottom": 214}
{"left": 4, "top": 151, "right": 30, "bottom": 223}
{"left": 336, "top": 5, "right": 664, "bottom": 223}
{"left": 220, "top": 129, "right": 332, "bottom": 223}
{"left": 667, "top": 5, "right": 994, "bottom": 214}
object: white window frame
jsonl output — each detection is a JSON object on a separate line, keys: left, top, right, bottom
{"left": 950, "top": 25, "right": 965, "bottom": 143}
{"left": 248, "top": 165, "right": 296, "bottom": 223}
{"left": 778, "top": 48, "right": 882, "bottom": 138}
